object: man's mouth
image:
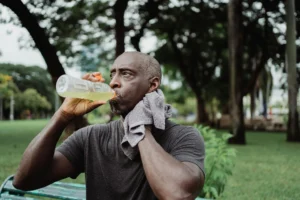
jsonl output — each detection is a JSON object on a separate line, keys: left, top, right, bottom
{"left": 109, "top": 92, "right": 121, "bottom": 103}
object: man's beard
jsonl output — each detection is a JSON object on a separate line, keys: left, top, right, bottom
{"left": 109, "top": 99, "right": 130, "bottom": 117}
{"left": 109, "top": 100, "right": 122, "bottom": 115}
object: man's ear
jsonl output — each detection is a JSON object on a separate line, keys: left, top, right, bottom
{"left": 148, "top": 77, "right": 160, "bottom": 93}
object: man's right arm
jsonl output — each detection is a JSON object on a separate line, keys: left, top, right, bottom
{"left": 13, "top": 72, "right": 106, "bottom": 190}
{"left": 13, "top": 110, "right": 77, "bottom": 190}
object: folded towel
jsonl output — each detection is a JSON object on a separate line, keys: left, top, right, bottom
{"left": 121, "top": 89, "right": 172, "bottom": 160}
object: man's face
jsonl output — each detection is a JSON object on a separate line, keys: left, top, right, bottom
{"left": 108, "top": 53, "right": 150, "bottom": 116}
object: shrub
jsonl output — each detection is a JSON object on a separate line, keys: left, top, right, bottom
{"left": 195, "top": 125, "right": 236, "bottom": 199}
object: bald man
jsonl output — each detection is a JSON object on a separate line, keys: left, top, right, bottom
{"left": 13, "top": 52, "right": 205, "bottom": 200}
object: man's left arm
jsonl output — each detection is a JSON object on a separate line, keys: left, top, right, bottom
{"left": 138, "top": 127, "right": 205, "bottom": 200}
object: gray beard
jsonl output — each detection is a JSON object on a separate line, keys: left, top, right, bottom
{"left": 109, "top": 100, "right": 130, "bottom": 117}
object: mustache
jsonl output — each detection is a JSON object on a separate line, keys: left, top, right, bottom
{"left": 114, "top": 90, "right": 124, "bottom": 99}
{"left": 109, "top": 90, "right": 123, "bottom": 103}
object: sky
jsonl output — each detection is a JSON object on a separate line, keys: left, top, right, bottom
{"left": 0, "top": 24, "right": 82, "bottom": 78}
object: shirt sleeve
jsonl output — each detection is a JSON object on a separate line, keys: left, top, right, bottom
{"left": 169, "top": 126, "right": 205, "bottom": 176}
{"left": 56, "top": 128, "right": 87, "bottom": 178}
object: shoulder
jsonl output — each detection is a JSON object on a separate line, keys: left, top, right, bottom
{"left": 164, "top": 120, "right": 202, "bottom": 139}
{"left": 156, "top": 120, "right": 204, "bottom": 151}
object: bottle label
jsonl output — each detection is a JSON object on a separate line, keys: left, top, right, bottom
{"left": 74, "top": 82, "right": 88, "bottom": 91}
{"left": 94, "top": 84, "right": 106, "bottom": 91}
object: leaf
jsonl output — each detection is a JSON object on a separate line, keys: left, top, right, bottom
{"left": 210, "top": 187, "right": 219, "bottom": 198}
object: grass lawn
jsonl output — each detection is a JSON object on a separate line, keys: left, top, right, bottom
{"left": 0, "top": 120, "right": 299, "bottom": 200}
{"left": 0, "top": 119, "right": 85, "bottom": 185}
{"left": 219, "top": 131, "right": 300, "bottom": 200}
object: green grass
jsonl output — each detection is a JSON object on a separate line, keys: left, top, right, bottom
{"left": 0, "top": 120, "right": 299, "bottom": 200}
{"left": 219, "top": 131, "right": 300, "bottom": 200}
{"left": 0, "top": 120, "right": 48, "bottom": 183}
{"left": 0, "top": 119, "right": 85, "bottom": 185}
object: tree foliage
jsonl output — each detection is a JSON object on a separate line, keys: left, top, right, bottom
{"left": 0, "top": 73, "right": 16, "bottom": 97}
{"left": 0, "top": 0, "right": 299, "bottom": 133}
{"left": 12, "top": 88, "right": 52, "bottom": 118}
{"left": 0, "top": 63, "right": 55, "bottom": 110}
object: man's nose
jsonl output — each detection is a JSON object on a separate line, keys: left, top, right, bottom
{"left": 109, "top": 76, "right": 121, "bottom": 89}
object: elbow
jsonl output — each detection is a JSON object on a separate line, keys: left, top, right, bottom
{"left": 158, "top": 185, "right": 198, "bottom": 200}
{"left": 167, "top": 179, "right": 201, "bottom": 200}
{"left": 159, "top": 191, "right": 196, "bottom": 200}
{"left": 13, "top": 174, "right": 32, "bottom": 191}
{"left": 13, "top": 178, "right": 27, "bottom": 191}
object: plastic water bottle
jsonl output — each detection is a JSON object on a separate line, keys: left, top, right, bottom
{"left": 56, "top": 74, "right": 115, "bottom": 101}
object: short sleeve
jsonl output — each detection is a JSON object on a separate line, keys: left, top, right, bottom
{"left": 56, "top": 128, "right": 87, "bottom": 178}
{"left": 169, "top": 126, "right": 205, "bottom": 175}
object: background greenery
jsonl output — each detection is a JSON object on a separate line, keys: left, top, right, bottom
{"left": 1, "top": 119, "right": 299, "bottom": 200}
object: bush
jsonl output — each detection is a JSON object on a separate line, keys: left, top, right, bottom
{"left": 195, "top": 125, "right": 236, "bottom": 199}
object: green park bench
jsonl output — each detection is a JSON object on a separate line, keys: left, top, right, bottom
{"left": 0, "top": 175, "right": 208, "bottom": 200}
{"left": 0, "top": 175, "right": 85, "bottom": 200}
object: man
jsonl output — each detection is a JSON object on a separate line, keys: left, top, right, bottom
{"left": 13, "top": 52, "right": 205, "bottom": 200}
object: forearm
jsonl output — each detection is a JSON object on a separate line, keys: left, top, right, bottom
{"left": 138, "top": 129, "right": 199, "bottom": 200}
{"left": 14, "top": 110, "right": 72, "bottom": 183}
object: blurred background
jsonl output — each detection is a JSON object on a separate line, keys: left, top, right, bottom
{"left": 0, "top": 0, "right": 299, "bottom": 199}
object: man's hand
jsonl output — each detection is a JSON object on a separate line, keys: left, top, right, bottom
{"left": 58, "top": 72, "right": 106, "bottom": 120}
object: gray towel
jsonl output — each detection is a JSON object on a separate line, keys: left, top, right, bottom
{"left": 121, "top": 89, "right": 172, "bottom": 160}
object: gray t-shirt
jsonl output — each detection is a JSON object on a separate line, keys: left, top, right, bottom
{"left": 57, "top": 119, "right": 205, "bottom": 200}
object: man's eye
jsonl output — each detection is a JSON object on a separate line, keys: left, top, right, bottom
{"left": 110, "top": 72, "right": 115, "bottom": 79}
{"left": 122, "top": 71, "right": 132, "bottom": 77}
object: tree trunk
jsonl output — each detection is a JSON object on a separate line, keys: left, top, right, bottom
{"left": 10, "top": 94, "right": 14, "bottom": 120}
{"left": 250, "top": 86, "right": 256, "bottom": 121}
{"left": 195, "top": 93, "right": 209, "bottom": 124}
{"left": 228, "top": 0, "right": 246, "bottom": 144}
{"left": 167, "top": 33, "right": 209, "bottom": 125}
{"left": 262, "top": 90, "right": 267, "bottom": 118}
{"left": 0, "top": 96, "right": 3, "bottom": 120}
{"left": 285, "top": 0, "right": 300, "bottom": 142}
{"left": 106, "top": 0, "right": 129, "bottom": 123}
{"left": 0, "top": 0, "right": 65, "bottom": 85}
{"left": 113, "top": 0, "right": 129, "bottom": 57}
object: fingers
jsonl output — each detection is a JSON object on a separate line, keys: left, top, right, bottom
{"left": 82, "top": 72, "right": 105, "bottom": 82}
{"left": 88, "top": 100, "right": 106, "bottom": 110}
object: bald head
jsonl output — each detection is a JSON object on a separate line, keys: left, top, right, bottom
{"left": 117, "top": 51, "right": 162, "bottom": 84}
{"left": 109, "top": 51, "right": 162, "bottom": 115}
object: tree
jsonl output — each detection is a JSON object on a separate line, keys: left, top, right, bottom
{"left": 0, "top": 0, "right": 66, "bottom": 84}
{"left": 0, "top": 74, "right": 12, "bottom": 120}
{"left": 228, "top": 0, "right": 245, "bottom": 144}
{"left": 113, "top": 0, "right": 129, "bottom": 57}
{"left": 0, "top": 73, "right": 19, "bottom": 120}
{"left": 0, "top": 63, "right": 55, "bottom": 111}
{"left": 14, "top": 88, "right": 51, "bottom": 119}
{"left": 151, "top": 1, "right": 228, "bottom": 124}
{"left": 147, "top": 0, "right": 283, "bottom": 126}
{"left": 285, "top": 0, "right": 300, "bottom": 141}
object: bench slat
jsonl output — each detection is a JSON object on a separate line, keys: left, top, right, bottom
{"left": 4, "top": 180, "right": 85, "bottom": 200}
{"left": 1, "top": 176, "right": 209, "bottom": 200}
{"left": 0, "top": 192, "right": 37, "bottom": 200}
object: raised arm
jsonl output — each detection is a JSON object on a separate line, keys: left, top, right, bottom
{"left": 138, "top": 127, "right": 205, "bottom": 200}
{"left": 13, "top": 72, "right": 106, "bottom": 190}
